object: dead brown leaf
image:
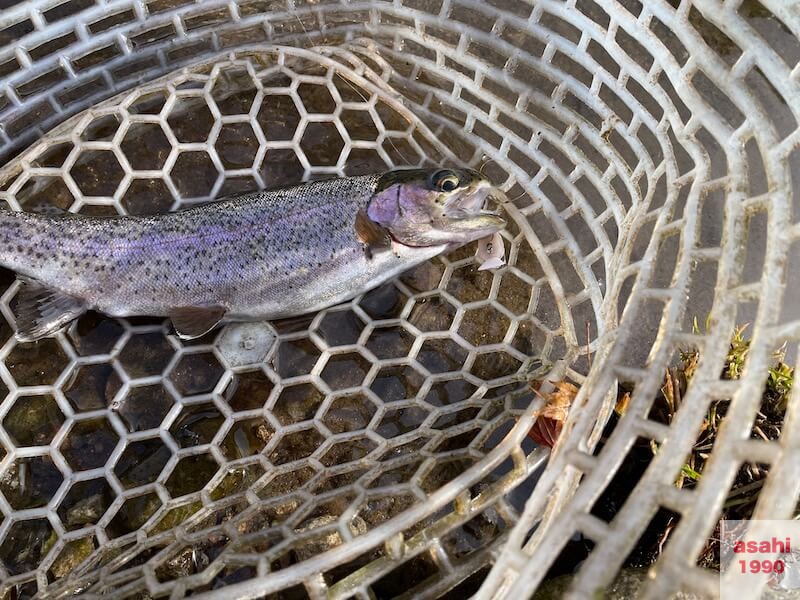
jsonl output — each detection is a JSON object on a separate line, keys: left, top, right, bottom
{"left": 527, "top": 380, "right": 579, "bottom": 448}
{"left": 615, "top": 391, "right": 631, "bottom": 416}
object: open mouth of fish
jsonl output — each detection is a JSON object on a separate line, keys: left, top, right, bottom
{"left": 442, "top": 183, "right": 509, "bottom": 221}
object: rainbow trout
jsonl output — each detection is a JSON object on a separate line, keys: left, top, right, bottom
{"left": 0, "top": 168, "right": 506, "bottom": 341}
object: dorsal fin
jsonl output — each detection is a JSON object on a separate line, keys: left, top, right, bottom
{"left": 14, "top": 277, "right": 86, "bottom": 342}
{"left": 170, "top": 305, "right": 227, "bottom": 339}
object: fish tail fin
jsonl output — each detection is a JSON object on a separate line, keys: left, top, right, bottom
{"left": 0, "top": 211, "right": 86, "bottom": 340}
{"left": 14, "top": 277, "right": 86, "bottom": 342}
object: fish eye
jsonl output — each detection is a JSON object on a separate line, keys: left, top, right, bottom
{"left": 431, "top": 170, "right": 460, "bottom": 192}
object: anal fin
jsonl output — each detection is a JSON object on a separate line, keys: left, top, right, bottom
{"left": 15, "top": 277, "right": 86, "bottom": 342}
{"left": 170, "top": 305, "right": 227, "bottom": 340}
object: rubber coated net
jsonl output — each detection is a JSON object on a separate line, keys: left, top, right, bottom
{"left": 0, "top": 1, "right": 796, "bottom": 599}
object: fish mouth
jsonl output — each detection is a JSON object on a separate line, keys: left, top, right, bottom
{"left": 442, "top": 183, "right": 508, "bottom": 219}
{"left": 435, "top": 184, "right": 508, "bottom": 241}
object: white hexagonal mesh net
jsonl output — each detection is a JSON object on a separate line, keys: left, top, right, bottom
{"left": 0, "top": 0, "right": 797, "bottom": 598}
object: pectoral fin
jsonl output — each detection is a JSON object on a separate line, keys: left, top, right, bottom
{"left": 170, "top": 305, "right": 227, "bottom": 339}
{"left": 355, "top": 209, "right": 391, "bottom": 259}
{"left": 14, "top": 277, "right": 86, "bottom": 342}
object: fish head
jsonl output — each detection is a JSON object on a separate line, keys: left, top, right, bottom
{"left": 367, "top": 168, "right": 507, "bottom": 247}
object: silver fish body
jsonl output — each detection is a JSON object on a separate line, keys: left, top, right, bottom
{"left": 0, "top": 169, "right": 506, "bottom": 340}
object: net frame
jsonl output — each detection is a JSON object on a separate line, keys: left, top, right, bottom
{"left": 0, "top": 0, "right": 794, "bottom": 598}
